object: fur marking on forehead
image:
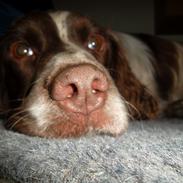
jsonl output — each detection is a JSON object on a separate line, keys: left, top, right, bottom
{"left": 49, "top": 11, "right": 70, "bottom": 43}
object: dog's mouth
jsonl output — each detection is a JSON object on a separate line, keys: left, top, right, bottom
{"left": 47, "top": 107, "right": 111, "bottom": 138}
{"left": 6, "top": 105, "right": 111, "bottom": 138}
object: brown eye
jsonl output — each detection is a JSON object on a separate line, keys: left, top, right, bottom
{"left": 87, "top": 34, "right": 105, "bottom": 52}
{"left": 10, "top": 42, "right": 34, "bottom": 59}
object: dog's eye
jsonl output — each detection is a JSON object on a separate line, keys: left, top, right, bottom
{"left": 87, "top": 34, "right": 105, "bottom": 52}
{"left": 10, "top": 42, "right": 34, "bottom": 59}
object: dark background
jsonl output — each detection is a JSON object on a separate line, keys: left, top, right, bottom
{"left": 0, "top": 0, "right": 183, "bottom": 41}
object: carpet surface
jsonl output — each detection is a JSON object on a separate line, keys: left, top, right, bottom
{"left": 0, "top": 119, "right": 183, "bottom": 183}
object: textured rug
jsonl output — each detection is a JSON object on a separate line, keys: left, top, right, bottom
{"left": 0, "top": 119, "right": 182, "bottom": 183}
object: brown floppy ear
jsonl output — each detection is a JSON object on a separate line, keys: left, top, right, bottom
{"left": 106, "top": 31, "right": 160, "bottom": 120}
{"left": 0, "top": 36, "right": 13, "bottom": 116}
{"left": 0, "top": 60, "right": 9, "bottom": 115}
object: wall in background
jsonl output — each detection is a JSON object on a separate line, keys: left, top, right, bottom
{"left": 53, "top": 0, "right": 155, "bottom": 34}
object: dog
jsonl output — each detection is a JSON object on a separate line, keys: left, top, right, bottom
{"left": 0, "top": 10, "right": 183, "bottom": 138}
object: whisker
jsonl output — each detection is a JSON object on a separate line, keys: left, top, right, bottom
{"left": 122, "top": 99, "right": 141, "bottom": 119}
{"left": 8, "top": 113, "right": 30, "bottom": 130}
{"left": 30, "top": 77, "right": 42, "bottom": 86}
{"left": 8, "top": 109, "right": 29, "bottom": 121}
{"left": 107, "top": 68, "right": 121, "bottom": 76}
{"left": 126, "top": 113, "right": 135, "bottom": 121}
{"left": 106, "top": 68, "right": 123, "bottom": 79}
{"left": 0, "top": 106, "right": 24, "bottom": 115}
{"left": 8, "top": 98, "right": 24, "bottom": 102}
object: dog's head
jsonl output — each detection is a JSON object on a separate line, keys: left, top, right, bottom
{"left": 0, "top": 11, "right": 130, "bottom": 138}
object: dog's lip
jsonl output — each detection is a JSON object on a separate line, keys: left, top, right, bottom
{"left": 53, "top": 107, "right": 107, "bottom": 124}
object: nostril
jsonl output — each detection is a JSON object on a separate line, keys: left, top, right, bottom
{"left": 68, "top": 83, "right": 78, "bottom": 98}
{"left": 50, "top": 82, "right": 78, "bottom": 101}
{"left": 91, "top": 77, "right": 108, "bottom": 93}
{"left": 61, "top": 83, "right": 79, "bottom": 99}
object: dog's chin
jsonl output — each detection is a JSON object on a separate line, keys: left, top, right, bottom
{"left": 7, "top": 106, "right": 128, "bottom": 138}
{"left": 45, "top": 109, "right": 112, "bottom": 138}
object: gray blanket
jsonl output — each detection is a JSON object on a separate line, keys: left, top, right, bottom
{"left": 0, "top": 119, "right": 182, "bottom": 183}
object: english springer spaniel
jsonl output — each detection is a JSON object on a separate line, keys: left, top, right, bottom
{"left": 0, "top": 11, "right": 183, "bottom": 138}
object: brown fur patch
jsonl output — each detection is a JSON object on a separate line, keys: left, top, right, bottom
{"left": 106, "top": 34, "right": 160, "bottom": 119}
{"left": 0, "top": 11, "right": 63, "bottom": 110}
{"left": 135, "top": 34, "right": 179, "bottom": 100}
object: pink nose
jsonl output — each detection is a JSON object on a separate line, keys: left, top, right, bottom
{"left": 50, "top": 64, "right": 109, "bottom": 114}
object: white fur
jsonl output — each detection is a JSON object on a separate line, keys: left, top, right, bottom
{"left": 49, "top": 11, "right": 70, "bottom": 43}
{"left": 50, "top": 11, "right": 88, "bottom": 52}
{"left": 172, "top": 43, "right": 183, "bottom": 100}
{"left": 117, "top": 33, "right": 158, "bottom": 97}
{"left": 29, "top": 97, "right": 49, "bottom": 129}
{"left": 97, "top": 87, "right": 128, "bottom": 135}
